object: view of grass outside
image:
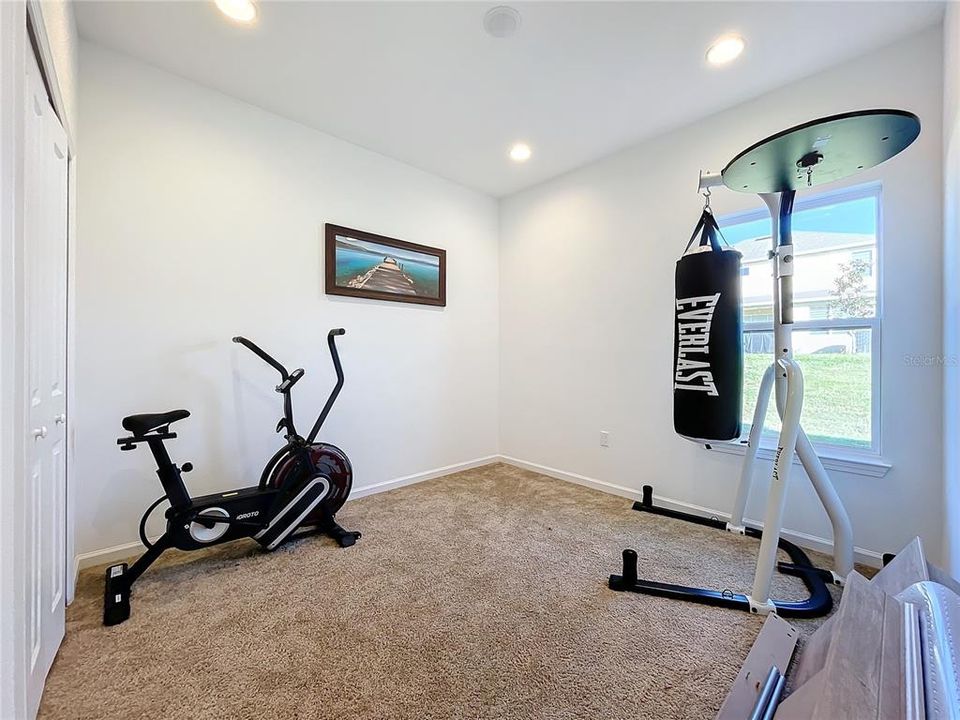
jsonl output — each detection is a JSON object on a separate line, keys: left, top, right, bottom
{"left": 743, "top": 349, "right": 872, "bottom": 449}
{"left": 725, "top": 190, "right": 879, "bottom": 452}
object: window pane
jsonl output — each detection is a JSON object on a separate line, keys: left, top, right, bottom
{"left": 727, "top": 195, "right": 878, "bottom": 323}
{"left": 743, "top": 328, "right": 872, "bottom": 449}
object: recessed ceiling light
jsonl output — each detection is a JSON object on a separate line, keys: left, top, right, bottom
{"left": 706, "top": 34, "right": 745, "bottom": 66}
{"left": 215, "top": 0, "right": 258, "bottom": 25}
{"left": 484, "top": 6, "right": 522, "bottom": 38}
{"left": 509, "top": 143, "right": 532, "bottom": 162}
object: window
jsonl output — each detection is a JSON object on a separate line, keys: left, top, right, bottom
{"left": 720, "top": 185, "right": 880, "bottom": 452}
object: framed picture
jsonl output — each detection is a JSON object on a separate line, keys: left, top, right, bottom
{"left": 324, "top": 224, "right": 446, "bottom": 307}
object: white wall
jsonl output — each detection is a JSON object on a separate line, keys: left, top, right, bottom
{"left": 499, "top": 28, "right": 945, "bottom": 564}
{"left": 943, "top": 5, "right": 960, "bottom": 576}
{"left": 76, "top": 43, "right": 499, "bottom": 557}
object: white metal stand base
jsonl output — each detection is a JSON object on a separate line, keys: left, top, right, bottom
{"left": 748, "top": 597, "right": 780, "bottom": 616}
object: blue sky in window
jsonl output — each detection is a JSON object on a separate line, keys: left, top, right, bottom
{"left": 720, "top": 196, "right": 877, "bottom": 245}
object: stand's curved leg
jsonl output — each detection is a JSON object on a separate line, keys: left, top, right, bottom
{"left": 794, "top": 429, "right": 854, "bottom": 581}
{"left": 748, "top": 359, "right": 804, "bottom": 613}
{"left": 728, "top": 363, "right": 776, "bottom": 532}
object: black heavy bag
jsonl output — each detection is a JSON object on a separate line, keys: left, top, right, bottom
{"left": 673, "top": 210, "right": 743, "bottom": 441}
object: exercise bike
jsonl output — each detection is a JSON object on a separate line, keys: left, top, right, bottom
{"left": 103, "top": 328, "right": 360, "bottom": 626}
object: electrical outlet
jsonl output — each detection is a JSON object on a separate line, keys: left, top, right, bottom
{"left": 600, "top": 430, "right": 610, "bottom": 448}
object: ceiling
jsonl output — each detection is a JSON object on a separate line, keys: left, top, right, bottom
{"left": 76, "top": 1, "right": 944, "bottom": 197}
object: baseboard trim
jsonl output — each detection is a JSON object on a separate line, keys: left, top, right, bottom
{"left": 498, "top": 454, "right": 884, "bottom": 568}
{"left": 74, "top": 454, "right": 501, "bottom": 572}
{"left": 348, "top": 455, "right": 500, "bottom": 500}
{"left": 75, "top": 538, "right": 157, "bottom": 572}
{"left": 499, "top": 455, "right": 642, "bottom": 501}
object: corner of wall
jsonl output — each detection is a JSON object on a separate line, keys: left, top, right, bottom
{"left": 942, "top": 4, "right": 960, "bottom": 576}
{"left": 495, "top": 195, "right": 505, "bottom": 457}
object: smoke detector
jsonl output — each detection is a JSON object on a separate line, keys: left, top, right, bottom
{"left": 483, "top": 6, "right": 521, "bottom": 38}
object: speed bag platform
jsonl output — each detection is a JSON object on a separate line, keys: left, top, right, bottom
{"left": 674, "top": 210, "right": 743, "bottom": 442}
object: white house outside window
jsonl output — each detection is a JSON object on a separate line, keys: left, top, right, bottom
{"left": 719, "top": 184, "right": 881, "bottom": 453}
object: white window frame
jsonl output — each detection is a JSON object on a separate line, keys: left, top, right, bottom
{"left": 719, "top": 182, "right": 883, "bottom": 459}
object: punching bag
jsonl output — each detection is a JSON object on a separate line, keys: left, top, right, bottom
{"left": 673, "top": 210, "right": 743, "bottom": 442}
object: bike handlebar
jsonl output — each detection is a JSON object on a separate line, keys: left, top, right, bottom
{"left": 326, "top": 331, "right": 345, "bottom": 387}
{"left": 234, "top": 329, "right": 346, "bottom": 444}
{"left": 307, "top": 329, "right": 346, "bottom": 443}
{"left": 232, "top": 336, "right": 289, "bottom": 380}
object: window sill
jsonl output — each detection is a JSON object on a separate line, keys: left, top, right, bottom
{"left": 705, "top": 440, "right": 892, "bottom": 478}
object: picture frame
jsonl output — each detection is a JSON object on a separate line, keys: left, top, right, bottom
{"left": 324, "top": 224, "right": 446, "bottom": 307}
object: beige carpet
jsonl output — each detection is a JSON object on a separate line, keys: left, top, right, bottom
{"left": 40, "top": 463, "right": 842, "bottom": 720}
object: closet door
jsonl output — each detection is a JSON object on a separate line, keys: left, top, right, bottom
{"left": 23, "top": 45, "right": 68, "bottom": 718}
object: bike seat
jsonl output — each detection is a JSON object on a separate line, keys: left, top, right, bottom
{"left": 122, "top": 409, "right": 190, "bottom": 437}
